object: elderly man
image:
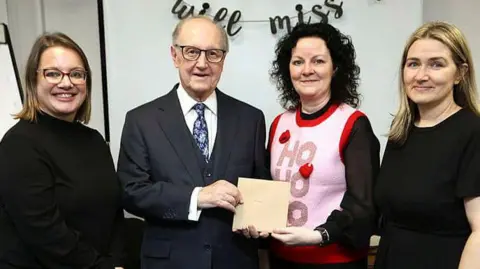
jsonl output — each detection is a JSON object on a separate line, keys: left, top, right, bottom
{"left": 117, "top": 16, "right": 268, "bottom": 269}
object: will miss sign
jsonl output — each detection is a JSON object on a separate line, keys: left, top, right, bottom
{"left": 171, "top": 0, "right": 344, "bottom": 36}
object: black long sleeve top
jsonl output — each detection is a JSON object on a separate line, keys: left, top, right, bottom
{"left": 0, "top": 112, "right": 125, "bottom": 269}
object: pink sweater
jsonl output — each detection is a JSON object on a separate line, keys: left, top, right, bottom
{"left": 269, "top": 103, "right": 368, "bottom": 264}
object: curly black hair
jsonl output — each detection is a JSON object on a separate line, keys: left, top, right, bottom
{"left": 270, "top": 22, "right": 361, "bottom": 110}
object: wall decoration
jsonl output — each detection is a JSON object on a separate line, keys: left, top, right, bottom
{"left": 171, "top": 0, "right": 344, "bottom": 36}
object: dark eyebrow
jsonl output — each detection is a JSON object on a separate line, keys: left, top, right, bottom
{"left": 291, "top": 54, "right": 326, "bottom": 59}
{"left": 41, "top": 66, "right": 85, "bottom": 71}
{"left": 405, "top": 57, "right": 447, "bottom": 62}
{"left": 405, "top": 57, "right": 419, "bottom": 62}
{"left": 429, "top": 57, "right": 447, "bottom": 62}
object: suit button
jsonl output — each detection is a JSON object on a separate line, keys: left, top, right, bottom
{"left": 206, "top": 173, "right": 211, "bottom": 177}
{"left": 204, "top": 244, "right": 211, "bottom": 250}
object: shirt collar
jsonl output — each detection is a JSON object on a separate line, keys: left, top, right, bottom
{"left": 176, "top": 83, "right": 217, "bottom": 116}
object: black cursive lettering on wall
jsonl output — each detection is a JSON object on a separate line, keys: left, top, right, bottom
{"left": 324, "top": 0, "right": 343, "bottom": 19}
{"left": 171, "top": 0, "right": 194, "bottom": 19}
{"left": 213, "top": 7, "right": 228, "bottom": 22}
{"left": 269, "top": 1, "right": 344, "bottom": 34}
{"left": 227, "top": 10, "right": 242, "bottom": 36}
{"left": 198, "top": 2, "right": 210, "bottom": 15}
{"left": 269, "top": 16, "right": 292, "bottom": 34}
{"left": 171, "top": 1, "right": 345, "bottom": 36}
{"left": 311, "top": 5, "right": 330, "bottom": 24}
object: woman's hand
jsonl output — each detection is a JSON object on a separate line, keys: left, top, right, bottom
{"left": 271, "top": 227, "right": 322, "bottom": 246}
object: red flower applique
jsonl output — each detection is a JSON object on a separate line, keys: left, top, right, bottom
{"left": 279, "top": 130, "right": 290, "bottom": 144}
{"left": 299, "top": 163, "right": 313, "bottom": 178}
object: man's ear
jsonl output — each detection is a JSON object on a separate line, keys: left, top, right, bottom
{"left": 171, "top": 45, "right": 180, "bottom": 68}
{"left": 455, "top": 63, "right": 469, "bottom": 85}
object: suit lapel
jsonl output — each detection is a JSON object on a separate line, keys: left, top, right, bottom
{"left": 212, "top": 90, "right": 239, "bottom": 179}
{"left": 155, "top": 85, "right": 205, "bottom": 185}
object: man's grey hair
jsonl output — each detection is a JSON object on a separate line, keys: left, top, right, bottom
{"left": 171, "top": 15, "right": 229, "bottom": 52}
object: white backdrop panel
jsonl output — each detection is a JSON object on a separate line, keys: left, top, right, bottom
{"left": 103, "top": 0, "right": 423, "bottom": 164}
{"left": 0, "top": 44, "right": 22, "bottom": 140}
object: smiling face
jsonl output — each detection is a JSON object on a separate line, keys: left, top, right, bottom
{"left": 36, "top": 46, "right": 87, "bottom": 122}
{"left": 289, "top": 37, "right": 335, "bottom": 104}
{"left": 403, "top": 38, "right": 463, "bottom": 107}
{"left": 171, "top": 18, "right": 226, "bottom": 101}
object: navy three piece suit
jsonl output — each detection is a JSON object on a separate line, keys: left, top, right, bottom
{"left": 117, "top": 84, "right": 269, "bottom": 269}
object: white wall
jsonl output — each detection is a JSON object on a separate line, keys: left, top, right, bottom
{"left": 423, "top": 0, "right": 480, "bottom": 96}
{"left": 3, "top": 0, "right": 105, "bottom": 137}
{"left": 3, "top": 0, "right": 479, "bottom": 157}
{"left": 103, "top": 0, "right": 423, "bottom": 165}
{"left": 5, "top": 0, "right": 43, "bottom": 86}
{"left": 0, "top": 0, "right": 7, "bottom": 23}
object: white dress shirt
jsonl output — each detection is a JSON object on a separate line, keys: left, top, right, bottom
{"left": 176, "top": 84, "right": 217, "bottom": 221}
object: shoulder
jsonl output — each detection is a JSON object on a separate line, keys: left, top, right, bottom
{"left": 125, "top": 96, "right": 164, "bottom": 121}
{"left": 335, "top": 103, "right": 371, "bottom": 129}
{"left": 458, "top": 109, "right": 480, "bottom": 137}
{"left": 270, "top": 110, "right": 294, "bottom": 128}
{"left": 338, "top": 103, "right": 366, "bottom": 118}
{"left": 1, "top": 120, "right": 41, "bottom": 147}
{"left": 439, "top": 109, "right": 480, "bottom": 139}
{"left": 0, "top": 121, "right": 43, "bottom": 159}
{"left": 459, "top": 108, "right": 480, "bottom": 126}
{"left": 267, "top": 111, "right": 294, "bottom": 145}
{"left": 75, "top": 124, "right": 108, "bottom": 145}
{"left": 218, "top": 90, "right": 264, "bottom": 118}
{"left": 338, "top": 104, "right": 377, "bottom": 140}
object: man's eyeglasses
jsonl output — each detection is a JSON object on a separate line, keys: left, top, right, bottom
{"left": 38, "top": 68, "right": 88, "bottom": 85}
{"left": 174, "top": 44, "right": 226, "bottom": 63}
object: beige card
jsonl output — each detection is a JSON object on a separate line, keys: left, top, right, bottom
{"left": 232, "top": 177, "right": 290, "bottom": 232}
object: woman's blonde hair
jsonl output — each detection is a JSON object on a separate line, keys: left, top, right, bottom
{"left": 15, "top": 32, "right": 92, "bottom": 123}
{"left": 389, "top": 21, "right": 479, "bottom": 144}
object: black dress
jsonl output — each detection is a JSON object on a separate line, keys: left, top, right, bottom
{"left": 374, "top": 108, "right": 480, "bottom": 269}
{"left": 0, "top": 112, "right": 125, "bottom": 269}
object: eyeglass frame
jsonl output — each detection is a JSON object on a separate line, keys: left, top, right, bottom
{"left": 37, "top": 68, "right": 88, "bottom": 85}
{"left": 174, "top": 44, "right": 227, "bottom": 63}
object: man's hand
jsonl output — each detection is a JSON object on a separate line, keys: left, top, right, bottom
{"left": 233, "top": 225, "right": 270, "bottom": 239}
{"left": 198, "top": 180, "right": 243, "bottom": 212}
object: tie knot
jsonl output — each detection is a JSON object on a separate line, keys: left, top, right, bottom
{"left": 193, "top": 103, "right": 206, "bottom": 115}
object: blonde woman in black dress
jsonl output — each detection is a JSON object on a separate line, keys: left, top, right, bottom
{"left": 374, "top": 21, "right": 480, "bottom": 269}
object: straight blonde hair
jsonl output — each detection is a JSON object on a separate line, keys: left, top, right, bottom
{"left": 15, "top": 32, "right": 92, "bottom": 123}
{"left": 389, "top": 21, "right": 479, "bottom": 144}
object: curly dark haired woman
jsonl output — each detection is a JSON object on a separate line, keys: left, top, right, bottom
{"left": 266, "top": 22, "right": 380, "bottom": 269}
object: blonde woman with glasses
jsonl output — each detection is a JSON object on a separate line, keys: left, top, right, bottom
{"left": 374, "top": 21, "right": 480, "bottom": 269}
{"left": 0, "top": 33, "right": 125, "bottom": 269}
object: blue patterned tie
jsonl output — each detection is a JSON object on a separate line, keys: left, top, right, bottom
{"left": 193, "top": 103, "right": 209, "bottom": 162}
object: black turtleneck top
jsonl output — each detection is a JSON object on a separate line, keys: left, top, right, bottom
{"left": 0, "top": 112, "right": 124, "bottom": 269}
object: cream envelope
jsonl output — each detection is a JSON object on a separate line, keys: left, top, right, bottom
{"left": 232, "top": 177, "right": 290, "bottom": 232}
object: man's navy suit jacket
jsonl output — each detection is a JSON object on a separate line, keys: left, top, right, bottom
{"left": 117, "top": 84, "right": 269, "bottom": 269}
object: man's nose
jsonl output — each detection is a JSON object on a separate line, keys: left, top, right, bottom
{"left": 196, "top": 52, "right": 208, "bottom": 68}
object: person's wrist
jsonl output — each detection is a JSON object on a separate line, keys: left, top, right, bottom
{"left": 197, "top": 188, "right": 213, "bottom": 209}
{"left": 310, "top": 230, "right": 323, "bottom": 245}
{"left": 314, "top": 227, "right": 329, "bottom": 246}
{"left": 197, "top": 188, "right": 205, "bottom": 208}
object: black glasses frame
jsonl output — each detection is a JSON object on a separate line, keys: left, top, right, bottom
{"left": 37, "top": 68, "right": 88, "bottom": 85}
{"left": 174, "top": 44, "right": 226, "bottom": 63}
